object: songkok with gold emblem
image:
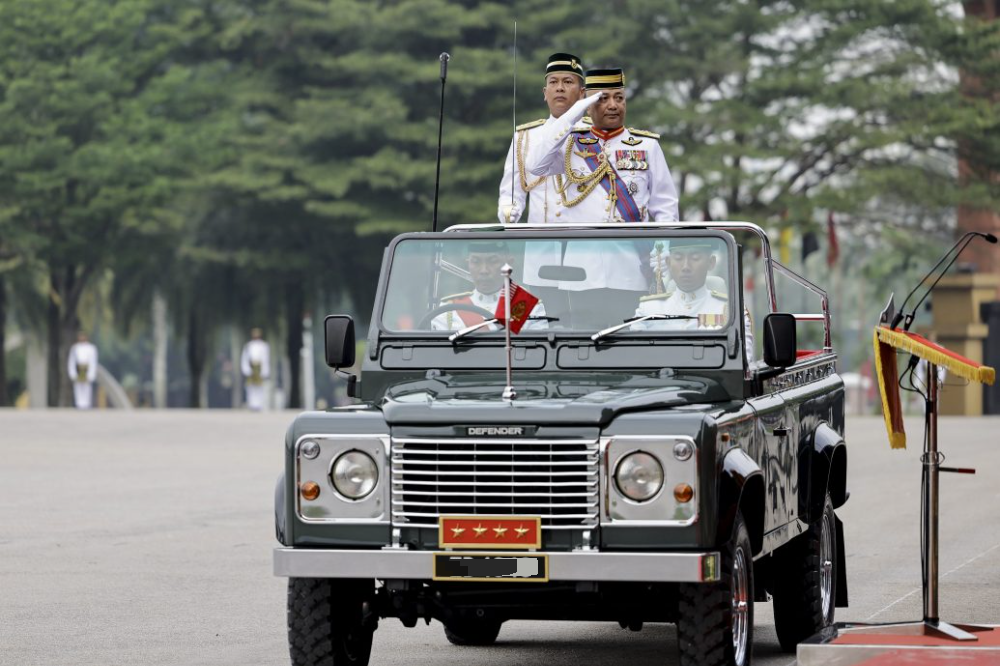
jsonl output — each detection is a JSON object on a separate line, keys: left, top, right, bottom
{"left": 545, "top": 53, "right": 584, "bottom": 79}
{"left": 585, "top": 67, "right": 625, "bottom": 90}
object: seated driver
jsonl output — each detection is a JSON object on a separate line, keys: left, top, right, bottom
{"left": 431, "top": 241, "right": 548, "bottom": 331}
{"left": 635, "top": 237, "right": 754, "bottom": 360}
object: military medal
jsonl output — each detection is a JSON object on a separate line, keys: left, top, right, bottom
{"left": 614, "top": 150, "right": 648, "bottom": 170}
{"left": 628, "top": 181, "right": 639, "bottom": 194}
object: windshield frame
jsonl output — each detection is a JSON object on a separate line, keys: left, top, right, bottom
{"left": 375, "top": 229, "right": 741, "bottom": 341}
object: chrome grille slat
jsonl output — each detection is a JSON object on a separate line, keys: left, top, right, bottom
{"left": 391, "top": 437, "right": 599, "bottom": 529}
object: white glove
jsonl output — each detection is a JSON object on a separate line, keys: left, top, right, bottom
{"left": 500, "top": 203, "right": 522, "bottom": 224}
{"left": 649, "top": 243, "right": 669, "bottom": 271}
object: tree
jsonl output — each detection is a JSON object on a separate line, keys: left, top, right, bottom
{"left": 0, "top": 0, "right": 235, "bottom": 405}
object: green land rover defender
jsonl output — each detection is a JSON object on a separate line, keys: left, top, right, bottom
{"left": 274, "top": 222, "right": 848, "bottom": 666}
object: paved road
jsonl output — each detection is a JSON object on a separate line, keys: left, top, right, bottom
{"left": 1, "top": 411, "right": 998, "bottom": 666}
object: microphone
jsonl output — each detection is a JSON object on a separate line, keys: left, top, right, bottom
{"left": 439, "top": 52, "right": 450, "bottom": 81}
{"left": 890, "top": 230, "right": 996, "bottom": 330}
{"left": 432, "top": 53, "right": 451, "bottom": 232}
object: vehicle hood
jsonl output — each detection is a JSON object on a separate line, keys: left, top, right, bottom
{"left": 379, "top": 373, "right": 730, "bottom": 426}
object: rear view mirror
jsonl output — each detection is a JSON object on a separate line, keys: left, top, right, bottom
{"left": 763, "top": 313, "right": 797, "bottom": 368}
{"left": 537, "top": 265, "right": 587, "bottom": 282}
{"left": 324, "top": 315, "right": 356, "bottom": 369}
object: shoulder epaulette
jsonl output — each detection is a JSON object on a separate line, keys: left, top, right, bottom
{"left": 442, "top": 291, "right": 472, "bottom": 302}
{"left": 516, "top": 118, "right": 546, "bottom": 131}
{"left": 710, "top": 290, "right": 728, "bottom": 300}
{"left": 629, "top": 128, "right": 660, "bottom": 139}
{"left": 582, "top": 115, "right": 593, "bottom": 125}
{"left": 640, "top": 290, "right": 674, "bottom": 302}
{"left": 571, "top": 126, "right": 592, "bottom": 133}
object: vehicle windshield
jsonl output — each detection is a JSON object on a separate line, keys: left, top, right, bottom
{"left": 380, "top": 232, "right": 735, "bottom": 335}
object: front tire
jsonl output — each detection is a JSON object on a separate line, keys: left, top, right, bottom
{"left": 287, "top": 578, "right": 376, "bottom": 666}
{"left": 443, "top": 617, "right": 503, "bottom": 646}
{"left": 772, "top": 493, "right": 837, "bottom": 652}
{"left": 677, "top": 511, "right": 754, "bottom": 666}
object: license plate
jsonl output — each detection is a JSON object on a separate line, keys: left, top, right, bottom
{"left": 433, "top": 553, "right": 549, "bottom": 582}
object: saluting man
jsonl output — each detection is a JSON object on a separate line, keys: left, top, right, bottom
{"left": 635, "top": 238, "right": 755, "bottom": 361}
{"left": 523, "top": 67, "right": 680, "bottom": 327}
{"left": 240, "top": 328, "right": 271, "bottom": 411}
{"left": 67, "top": 331, "right": 98, "bottom": 409}
{"left": 431, "top": 242, "right": 547, "bottom": 331}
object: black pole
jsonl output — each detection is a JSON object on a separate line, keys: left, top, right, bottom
{"left": 432, "top": 52, "right": 450, "bottom": 232}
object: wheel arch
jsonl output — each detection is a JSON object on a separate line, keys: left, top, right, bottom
{"left": 719, "top": 448, "right": 765, "bottom": 556}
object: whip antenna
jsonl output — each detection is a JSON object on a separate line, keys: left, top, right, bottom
{"left": 432, "top": 52, "right": 450, "bottom": 232}
{"left": 511, "top": 20, "right": 517, "bottom": 218}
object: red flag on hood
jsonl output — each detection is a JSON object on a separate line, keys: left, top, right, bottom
{"left": 494, "top": 282, "right": 539, "bottom": 334}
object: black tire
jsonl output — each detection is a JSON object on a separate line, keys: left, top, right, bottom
{"left": 443, "top": 617, "right": 503, "bottom": 646}
{"left": 678, "top": 511, "right": 754, "bottom": 666}
{"left": 772, "top": 493, "right": 837, "bottom": 652}
{"left": 287, "top": 577, "right": 376, "bottom": 666}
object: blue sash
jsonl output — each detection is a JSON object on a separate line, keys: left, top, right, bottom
{"left": 574, "top": 132, "right": 642, "bottom": 221}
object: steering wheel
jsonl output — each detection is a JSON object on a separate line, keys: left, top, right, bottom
{"left": 418, "top": 302, "right": 495, "bottom": 329}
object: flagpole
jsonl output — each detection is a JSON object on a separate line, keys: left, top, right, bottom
{"left": 501, "top": 264, "right": 516, "bottom": 401}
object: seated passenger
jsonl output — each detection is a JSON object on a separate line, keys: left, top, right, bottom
{"left": 431, "top": 242, "right": 548, "bottom": 331}
{"left": 635, "top": 238, "right": 754, "bottom": 361}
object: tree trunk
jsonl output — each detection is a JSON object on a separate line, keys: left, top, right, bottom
{"left": 152, "top": 290, "right": 168, "bottom": 408}
{"left": 47, "top": 268, "right": 82, "bottom": 408}
{"left": 0, "top": 274, "right": 7, "bottom": 406}
{"left": 46, "top": 295, "right": 62, "bottom": 408}
{"left": 187, "top": 309, "right": 209, "bottom": 408}
{"left": 285, "top": 281, "right": 304, "bottom": 410}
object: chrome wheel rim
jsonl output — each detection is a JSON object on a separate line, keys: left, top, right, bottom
{"left": 732, "top": 545, "right": 749, "bottom": 666}
{"left": 820, "top": 511, "right": 835, "bottom": 620}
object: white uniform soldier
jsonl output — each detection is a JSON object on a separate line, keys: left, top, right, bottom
{"left": 240, "top": 328, "right": 271, "bottom": 411}
{"left": 67, "top": 332, "right": 98, "bottom": 409}
{"left": 523, "top": 67, "right": 680, "bottom": 328}
{"left": 635, "top": 238, "right": 755, "bottom": 361}
{"left": 431, "top": 242, "right": 547, "bottom": 331}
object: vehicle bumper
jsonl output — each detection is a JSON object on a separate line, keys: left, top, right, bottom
{"left": 273, "top": 548, "right": 720, "bottom": 583}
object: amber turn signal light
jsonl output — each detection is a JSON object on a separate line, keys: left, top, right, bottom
{"left": 300, "top": 481, "right": 321, "bottom": 501}
{"left": 674, "top": 483, "right": 694, "bottom": 503}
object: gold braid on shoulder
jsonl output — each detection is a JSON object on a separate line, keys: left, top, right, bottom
{"left": 516, "top": 130, "right": 545, "bottom": 192}
{"left": 558, "top": 137, "right": 614, "bottom": 207}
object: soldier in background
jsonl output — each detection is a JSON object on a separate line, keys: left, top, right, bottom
{"left": 67, "top": 331, "right": 98, "bottom": 409}
{"left": 240, "top": 328, "right": 270, "bottom": 411}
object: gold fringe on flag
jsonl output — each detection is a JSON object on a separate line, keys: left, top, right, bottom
{"left": 873, "top": 329, "right": 907, "bottom": 449}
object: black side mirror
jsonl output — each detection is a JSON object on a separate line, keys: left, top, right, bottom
{"left": 324, "top": 315, "right": 356, "bottom": 369}
{"left": 763, "top": 313, "right": 797, "bottom": 368}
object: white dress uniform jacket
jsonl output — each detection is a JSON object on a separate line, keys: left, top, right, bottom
{"left": 67, "top": 341, "right": 99, "bottom": 409}
{"left": 634, "top": 286, "right": 755, "bottom": 361}
{"left": 430, "top": 289, "right": 548, "bottom": 331}
{"left": 240, "top": 339, "right": 271, "bottom": 411}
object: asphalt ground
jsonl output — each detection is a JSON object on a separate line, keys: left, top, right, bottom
{"left": 1, "top": 411, "right": 998, "bottom": 666}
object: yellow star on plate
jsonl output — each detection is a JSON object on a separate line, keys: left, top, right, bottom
{"left": 514, "top": 525, "right": 530, "bottom": 539}
{"left": 473, "top": 524, "right": 487, "bottom": 537}
{"left": 493, "top": 526, "right": 508, "bottom": 538}
{"left": 450, "top": 526, "right": 466, "bottom": 538}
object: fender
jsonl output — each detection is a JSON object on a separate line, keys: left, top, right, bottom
{"left": 799, "top": 422, "right": 848, "bottom": 523}
{"left": 275, "top": 473, "right": 288, "bottom": 545}
{"left": 718, "top": 448, "right": 765, "bottom": 555}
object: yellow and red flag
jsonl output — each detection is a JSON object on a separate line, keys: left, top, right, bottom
{"left": 495, "top": 282, "right": 539, "bottom": 334}
{"left": 873, "top": 325, "right": 995, "bottom": 449}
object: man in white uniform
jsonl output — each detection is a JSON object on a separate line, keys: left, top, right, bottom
{"left": 635, "top": 238, "right": 755, "bottom": 361}
{"left": 524, "top": 67, "right": 680, "bottom": 328}
{"left": 241, "top": 328, "right": 271, "bottom": 411}
{"left": 67, "top": 331, "right": 98, "bottom": 409}
{"left": 499, "top": 52, "right": 590, "bottom": 323}
{"left": 431, "top": 242, "right": 547, "bottom": 332}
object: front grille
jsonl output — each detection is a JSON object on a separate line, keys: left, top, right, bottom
{"left": 391, "top": 438, "right": 599, "bottom": 529}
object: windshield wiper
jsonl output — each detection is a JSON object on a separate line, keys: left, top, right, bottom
{"left": 590, "top": 314, "right": 698, "bottom": 342}
{"left": 448, "top": 315, "right": 559, "bottom": 342}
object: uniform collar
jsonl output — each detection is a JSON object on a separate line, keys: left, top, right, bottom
{"left": 591, "top": 126, "right": 624, "bottom": 141}
{"left": 678, "top": 285, "right": 709, "bottom": 303}
{"left": 474, "top": 288, "right": 501, "bottom": 302}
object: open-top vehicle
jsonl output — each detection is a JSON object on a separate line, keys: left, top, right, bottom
{"left": 274, "top": 221, "right": 848, "bottom": 666}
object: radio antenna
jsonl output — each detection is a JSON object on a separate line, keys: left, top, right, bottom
{"left": 432, "top": 52, "right": 450, "bottom": 232}
{"left": 510, "top": 20, "right": 517, "bottom": 218}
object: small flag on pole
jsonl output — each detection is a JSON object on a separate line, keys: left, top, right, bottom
{"left": 494, "top": 282, "right": 539, "bottom": 334}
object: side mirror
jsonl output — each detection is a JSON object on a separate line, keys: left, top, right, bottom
{"left": 324, "top": 315, "right": 356, "bottom": 369}
{"left": 763, "top": 313, "right": 797, "bottom": 368}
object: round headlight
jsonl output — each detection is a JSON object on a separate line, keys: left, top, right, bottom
{"left": 331, "top": 451, "right": 379, "bottom": 500}
{"left": 614, "top": 451, "right": 664, "bottom": 502}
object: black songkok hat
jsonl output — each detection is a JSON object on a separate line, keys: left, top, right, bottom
{"left": 545, "top": 53, "right": 584, "bottom": 79}
{"left": 585, "top": 67, "right": 625, "bottom": 90}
